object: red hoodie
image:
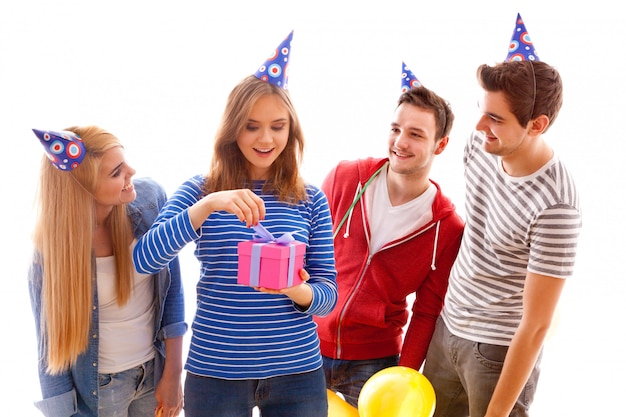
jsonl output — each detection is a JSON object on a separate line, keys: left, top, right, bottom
{"left": 315, "top": 157, "right": 464, "bottom": 370}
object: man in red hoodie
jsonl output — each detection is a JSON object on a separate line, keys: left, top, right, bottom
{"left": 315, "top": 74, "right": 464, "bottom": 407}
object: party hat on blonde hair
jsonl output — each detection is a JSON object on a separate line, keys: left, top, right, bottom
{"left": 32, "top": 128, "right": 85, "bottom": 171}
{"left": 401, "top": 62, "right": 423, "bottom": 93}
{"left": 505, "top": 13, "right": 540, "bottom": 62}
{"left": 254, "top": 31, "right": 293, "bottom": 89}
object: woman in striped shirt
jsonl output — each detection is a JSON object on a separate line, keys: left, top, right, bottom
{"left": 133, "top": 74, "right": 337, "bottom": 417}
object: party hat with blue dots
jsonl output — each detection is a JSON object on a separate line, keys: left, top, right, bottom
{"left": 254, "top": 31, "right": 293, "bottom": 89}
{"left": 401, "top": 62, "right": 423, "bottom": 93}
{"left": 505, "top": 13, "right": 540, "bottom": 61}
{"left": 32, "top": 128, "right": 85, "bottom": 171}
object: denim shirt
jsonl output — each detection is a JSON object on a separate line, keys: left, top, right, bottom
{"left": 28, "top": 177, "right": 187, "bottom": 417}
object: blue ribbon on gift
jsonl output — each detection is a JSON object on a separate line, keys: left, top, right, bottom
{"left": 249, "top": 223, "right": 298, "bottom": 287}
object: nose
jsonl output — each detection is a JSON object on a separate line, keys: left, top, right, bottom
{"left": 258, "top": 127, "right": 273, "bottom": 144}
{"left": 393, "top": 131, "right": 409, "bottom": 149}
{"left": 475, "top": 114, "right": 488, "bottom": 133}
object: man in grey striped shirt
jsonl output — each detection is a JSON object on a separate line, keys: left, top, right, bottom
{"left": 423, "top": 58, "right": 582, "bottom": 417}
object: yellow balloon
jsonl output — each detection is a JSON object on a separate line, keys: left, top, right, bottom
{"left": 357, "top": 366, "right": 436, "bottom": 417}
{"left": 328, "top": 389, "right": 360, "bottom": 417}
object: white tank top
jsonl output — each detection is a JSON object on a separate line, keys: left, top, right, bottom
{"left": 96, "top": 241, "right": 155, "bottom": 373}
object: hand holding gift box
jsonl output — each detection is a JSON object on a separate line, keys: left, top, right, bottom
{"left": 237, "top": 223, "right": 306, "bottom": 290}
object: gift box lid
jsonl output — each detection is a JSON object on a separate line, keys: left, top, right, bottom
{"left": 238, "top": 240, "right": 306, "bottom": 259}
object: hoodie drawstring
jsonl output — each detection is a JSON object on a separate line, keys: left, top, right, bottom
{"left": 431, "top": 220, "right": 440, "bottom": 270}
{"left": 342, "top": 184, "right": 361, "bottom": 239}
{"left": 333, "top": 163, "right": 387, "bottom": 240}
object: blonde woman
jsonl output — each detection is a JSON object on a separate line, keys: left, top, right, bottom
{"left": 29, "top": 126, "right": 186, "bottom": 417}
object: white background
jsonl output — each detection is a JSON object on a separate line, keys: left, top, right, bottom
{"left": 1, "top": 1, "right": 624, "bottom": 416}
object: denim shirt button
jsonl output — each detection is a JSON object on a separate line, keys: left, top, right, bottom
{"left": 92, "top": 362, "right": 97, "bottom": 367}
{"left": 92, "top": 333, "right": 97, "bottom": 338}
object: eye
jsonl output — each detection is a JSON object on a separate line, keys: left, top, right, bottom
{"left": 271, "top": 123, "right": 286, "bottom": 131}
{"left": 390, "top": 127, "right": 400, "bottom": 133}
{"left": 112, "top": 168, "right": 122, "bottom": 178}
{"left": 245, "top": 124, "right": 259, "bottom": 132}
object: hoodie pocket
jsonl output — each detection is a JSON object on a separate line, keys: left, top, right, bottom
{"left": 344, "top": 292, "right": 387, "bottom": 328}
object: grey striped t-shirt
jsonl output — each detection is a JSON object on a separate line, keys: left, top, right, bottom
{"left": 442, "top": 132, "right": 581, "bottom": 346}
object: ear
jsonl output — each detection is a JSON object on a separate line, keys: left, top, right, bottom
{"left": 528, "top": 114, "right": 550, "bottom": 136}
{"left": 434, "top": 136, "right": 449, "bottom": 155}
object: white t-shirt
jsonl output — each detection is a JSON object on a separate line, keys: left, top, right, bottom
{"left": 366, "top": 167, "right": 436, "bottom": 253}
{"left": 96, "top": 241, "right": 155, "bottom": 373}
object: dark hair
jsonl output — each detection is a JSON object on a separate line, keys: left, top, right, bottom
{"left": 397, "top": 86, "right": 454, "bottom": 140}
{"left": 477, "top": 60, "right": 563, "bottom": 131}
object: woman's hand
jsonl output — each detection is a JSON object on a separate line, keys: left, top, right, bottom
{"left": 256, "top": 268, "right": 313, "bottom": 309}
{"left": 154, "top": 370, "right": 183, "bottom": 416}
{"left": 189, "top": 189, "right": 266, "bottom": 229}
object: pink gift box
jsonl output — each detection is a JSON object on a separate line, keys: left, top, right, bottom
{"left": 237, "top": 240, "right": 306, "bottom": 289}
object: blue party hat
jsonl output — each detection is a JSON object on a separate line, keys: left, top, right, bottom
{"left": 401, "top": 62, "right": 423, "bottom": 93}
{"left": 505, "top": 13, "right": 540, "bottom": 62}
{"left": 254, "top": 31, "right": 293, "bottom": 89}
{"left": 33, "top": 128, "right": 85, "bottom": 171}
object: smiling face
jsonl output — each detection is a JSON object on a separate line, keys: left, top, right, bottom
{"left": 475, "top": 90, "right": 531, "bottom": 158}
{"left": 387, "top": 102, "right": 447, "bottom": 178}
{"left": 236, "top": 94, "right": 290, "bottom": 180}
{"left": 93, "top": 146, "right": 137, "bottom": 216}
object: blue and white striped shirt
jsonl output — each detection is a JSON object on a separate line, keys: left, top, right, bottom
{"left": 133, "top": 175, "right": 337, "bottom": 379}
{"left": 442, "top": 132, "right": 581, "bottom": 346}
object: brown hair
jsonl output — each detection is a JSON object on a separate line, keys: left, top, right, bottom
{"left": 33, "top": 125, "right": 134, "bottom": 373}
{"left": 477, "top": 60, "right": 563, "bottom": 131}
{"left": 204, "top": 75, "right": 306, "bottom": 203}
{"left": 397, "top": 86, "right": 455, "bottom": 140}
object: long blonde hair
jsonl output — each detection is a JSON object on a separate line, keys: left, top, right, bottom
{"left": 204, "top": 75, "right": 307, "bottom": 203}
{"left": 33, "top": 125, "right": 134, "bottom": 374}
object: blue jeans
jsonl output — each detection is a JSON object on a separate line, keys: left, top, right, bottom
{"left": 183, "top": 368, "right": 328, "bottom": 417}
{"left": 97, "top": 358, "right": 157, "bottom": 417}
{"left": 423, "top": 317, "right": 541, "bottom": 417}
{"left": 322, "top": 355, "right": 399, "bottom": 408}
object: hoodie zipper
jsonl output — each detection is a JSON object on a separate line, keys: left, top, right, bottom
{"left": 334, "top": 220, "right": 439, "bottom": 358}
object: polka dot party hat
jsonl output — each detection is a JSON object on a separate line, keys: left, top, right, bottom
{"left": 254, "top": 30, "right": 293, "bottom": 89}
{"left": 401, "top": 61, "right": 423, "bottom": 93}
{"left": 32, "top": 128, "right": 85, "bottom": 171}
{"left": 505, "top": 13, "right": 540, "bottom": 62}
